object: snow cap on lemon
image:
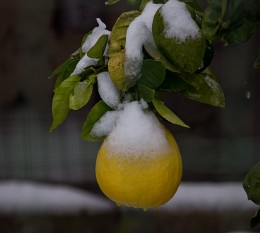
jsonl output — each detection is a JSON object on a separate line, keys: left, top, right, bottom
{"left": 105, "top": 101, "right": 172, "bottom": 157}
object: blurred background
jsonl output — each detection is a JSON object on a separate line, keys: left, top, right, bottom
{"left": 0, "top": 0, "right": 259, "bottom": 232}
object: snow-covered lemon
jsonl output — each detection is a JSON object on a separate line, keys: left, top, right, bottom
{"left": 95, "top": 101, "right": 182, "bottom": 209}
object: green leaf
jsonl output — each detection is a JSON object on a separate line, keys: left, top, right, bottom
{"left": 203, "top": 0, "right": 260, "bottom": 44}
{"left": 138, "top": 85, "right": 155, "bottom": 102}
{"left": 69, "top": 79, "right": 94, "bottom": 110}
{"left": 152, "top": 98, "right": 189, "bottom": 128}
{"left": 153, "top": 6, "right": 206, "bottom": 74}
{"left": 202, "top": 0, "right": 228, "bottom": 41}
{"left": 250, "top": 208, "right": 260, "bottom": 229}
{"left": 139, "top": 0, "right": 150, "bottom": 11}
{"left": 108, "top": 11, "right": 140, "bottom": 91}
{"left": 87, "top": 35, "right": 109, "bottom": 59}
{"left": 126, "top": 0, "right": 141, "bottom": 6}
{"left": 81, "top": 100, "right": 112, "bottom": 141}
{"left": 160, "top": 70, "right": 225, "bottom": 108}
{"left": 221, "top": 0, "right": 260, "bottom": 44}
{"left": 54, "top": 58, "right": 80, "bottom": 90}
{"left": 186, "top": 71, "right": 225, "bottom": 108}
{"left": 138, "top": 60, "right": 166, "bottom": 89}
{"left": 105, "top": 0, "right": 120, "bottom": 5}
{"left": 49, "top": 59, "right": 73, "bottom": 79}
{"left": 222, "top": 19, "right": 259, "bottom": 44}
{"left": 50, "top": 76, "right": 81, "bottom": 132}
{"left": 180, "top": 0, "right": 203, "bottom": 13}
{"left": 243, "top": 162, "right": 260, "bottom": 205}
{"left": 159, "top": 71, "right": 189, "bottom": 92}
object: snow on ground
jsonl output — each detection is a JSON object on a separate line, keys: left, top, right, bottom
{"left": 0, "top": 180, "right": 116, "bottom": 215}
{"left": 159, "top": 182, "right": 257, "bottom": 213}
{"left": 0, "top": 181, "right": 257, "bottom": 215}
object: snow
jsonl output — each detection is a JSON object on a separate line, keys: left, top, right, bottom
{"left": 160, "top": 0, "right": 200, "bottom": 42}
{"left": 105, "top": 101, "right": 171, "bottom": 157}
{"left": 97, "top": 72, "right": 121, "bottom": 109}
{"left": 71, "top": 54, "right": 99, "bottom": 76}
{"left": 0, "top": 181, "right": 116, "bottom": 214}
{"left": 0, "top": 181, "right": 256, "bottom": 215}
{"left": 81, "top": 18, "right": 110, "bottom": 54}
{"left": 159, "top": 182, "right": 257, "bottom": 213}
{"left": 91, "top": 110, "right": 121, "bottom": 137}
{"left": 124, "top": 2, "right": 162, "bottom": 85}
{"left": 71, "top": 18, "right": 110, "bottom": 76}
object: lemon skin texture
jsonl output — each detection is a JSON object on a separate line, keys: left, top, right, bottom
{"left": 95, "top": 129, "right": 182, "bottom": 209}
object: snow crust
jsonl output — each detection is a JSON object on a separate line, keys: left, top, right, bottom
{"left": 161, "top": 0, "right": 200, "bottom": 42}
{"left": 0, "top": 181, "right": 115, "bottom": 214}
{"left": 91, "top": 110, "right": 121, "bottom": 137}
{"left": 159, "top": 182, "right": 257, "bottom": 213}
{"left": 71, "top": 18, "right": 110, "bottom": 76}
{"left": 71, "top": 55, "right": 99, "bottom": 76}
{"left": 97, "top": 72, "right": 121, "bottom": 109}
{"left": 0, "top": 181, "right": 256, "bottom": 215}
{"left": 124, "top": 2, "right": 162, "bottom": 84}
{"left": 105, "top": 101, "right": 172, "bottom": 157}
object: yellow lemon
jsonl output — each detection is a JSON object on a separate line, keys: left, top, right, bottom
{"left": 95, "top": 128, "right": 182, "bottom": 209}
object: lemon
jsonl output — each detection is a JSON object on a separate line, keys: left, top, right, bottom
{"left": 95, "top": 128, "right": 182, "bottom": 209}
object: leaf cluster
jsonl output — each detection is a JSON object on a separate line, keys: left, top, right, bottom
{"left": 49, "top": 32, "right": 108, "bottom": 132}
{"left": 49, "top": 0, "right": 259, "bottom": 141}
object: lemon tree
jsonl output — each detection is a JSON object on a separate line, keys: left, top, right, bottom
{"left": 49, "top": 0, "right": 260, "bottom": 212}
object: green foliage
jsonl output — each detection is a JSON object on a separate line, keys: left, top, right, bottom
{"left": 50, "top": 0, "right": 258, "bottom": 140}
{"left": 243, "top": 162, "right": 260, "bottom": 228}
{"left": 153, "top": 6, "right": 206, "bottom": 74}
{"left": 152, "top": 98, "right": 189, "bottom": 128}
{"left": 81, "top": 101, "right": 112, "bottom": 141}
{"left": 138, "top": 60, "right": 165, "bottom": 89}
{"left": 202, "top": 0, "right": 260, "bottom": 44}
{"left": 105, "top": 0, "right": 120, "bottom": 5}
{"left": 108, "top": 11, "right": 140, "bottom": 91}
{"left": 126, "top": 0, "right": 141, "bottom": 6}
{"left": 54, "top": 58, "right": 80, "bottom": 90}
{"left": 250, "top": 209, "right": 260, "bottom": 229}
{"left": 138, "top": 85, "right": 155, "bottom": 102}
{"left": 50, "top": 76, "right": 81, "bottom": 132}
{"left": 243, "top": 162, "right": 260, "bottom": 205}
{"left": 87, "top": 35, "right": 109, "bottom": 59}
{"left": 69, "top": 77, "right": 95, "bottom": 110}
{"left": 160, "top": 69, "right": 225, "bottom": 107}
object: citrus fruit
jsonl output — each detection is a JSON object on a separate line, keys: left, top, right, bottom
{"left": 95, "top": 128, "right": 182, "bottom": 209}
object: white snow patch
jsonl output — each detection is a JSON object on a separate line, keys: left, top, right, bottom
{"left": 106, "top": 101, "right": 171, "bottom": 157}
{"left": 91, "top": 110, "right": 121, "bottom": 137}
{"left": 161, "top": 0, "right": 200, "bottom": 42}
{"left": 139, "top": 98, "right": 148, "bottom": 109}
{"left": 0, "top": 181, "right": 116, "bottom": 214}
{"left": 71, "top": 18, "right": 110, "bottom": 76}
{"left": 124, "top": 2, "right": 162, "bottom": 84}
{"left": 71, "top": 54, "right": 98, "bottom": 76}
{"left": 82, "top": 18, "right": 110, "bottom": 54}
{"left": 97, "top": 71, "right": 121, "bottom": 109}
{"left": 159, "top": 182, "right": 257, "bottom": 213}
